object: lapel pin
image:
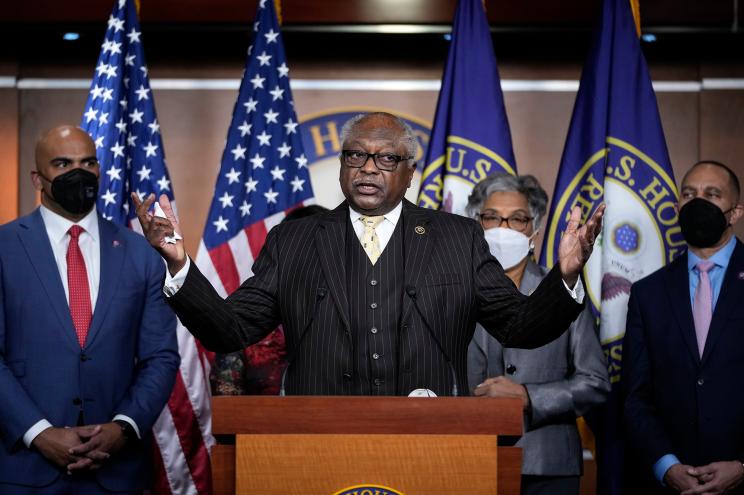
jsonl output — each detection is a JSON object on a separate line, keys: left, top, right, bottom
{"left": 738, "top": 272, "right": 744, "bottom": 280}
{"left": 414, "top": 226, "right": 426, "bottom": 235}
{"left": 112, "top": 240, "right": 121, "bottom": 248}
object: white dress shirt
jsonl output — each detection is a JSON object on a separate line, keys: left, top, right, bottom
{"left": 24, "top": 207, "right": 139, "bottom": 448}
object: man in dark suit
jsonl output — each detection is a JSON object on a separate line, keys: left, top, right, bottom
{"left": 134, "top": 112, "right": 603, "bottom": 396}
{"left": 0, "top": 126, "right": 179, "bottom": 493}
{"left": 623, "top": 160, "right": 744, "bottom": 494}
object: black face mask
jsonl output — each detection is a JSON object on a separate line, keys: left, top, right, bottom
{"left": 678, "top": 198, "right": 731, "bottom": 248}
{"left": 40, "top": 168, "right": 99, "bottom": 215}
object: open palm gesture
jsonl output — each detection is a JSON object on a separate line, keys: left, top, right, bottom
{"left": 558, "top": 204, "right": 605, "bottom": 287}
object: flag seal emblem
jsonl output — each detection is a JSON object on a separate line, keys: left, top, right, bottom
{"left": 544, "top": 137, "right": 685, "bottom": 382}
{"left": 332, "top": 485, "right": 405, "bottom": 495}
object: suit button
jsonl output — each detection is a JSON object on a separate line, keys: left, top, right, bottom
{"left": 506, "top": 364, "right": 517, "bottom": 374}
{"left": 372, "top": 353, "right": 380, "bottom": 360}
{"left": 342, "top": 372, "right": 352, "bottom": 380}
{"left": 370, "top": 279, "right": 378, "bottom": 286}
{"left": 72, "top": 398, "right": 82, "bottom": 406}
{"left": 373, "top": 378, "right": 383, "bottom": 386}
{"left": 370, "top": 327, "right": 378, "bottom": 334}
{"left": 80, "top": 354, "right": 89, "bottom": 362}
{"left": 697, "top": 378, "right": 705, "bottom": 386}
{"left": 370, "top": 302, "right": 378, "bottom": 309}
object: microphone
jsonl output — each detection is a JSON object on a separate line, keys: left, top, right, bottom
{"left": 405, "top": 285, "right": 459, "bottom": 397}
{"left": 280, "top": 287, "right": 328, "bottom": 396}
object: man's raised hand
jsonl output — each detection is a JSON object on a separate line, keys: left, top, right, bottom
{"left": 558, "top": 204, "right": 605, "bottom": 287}
{"left": 132, "top": 193, "right": 187, "bottom": 275}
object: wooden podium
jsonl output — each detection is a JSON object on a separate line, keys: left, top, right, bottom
{"left": 211, "top": 396, "right": 523, "bottom": 495}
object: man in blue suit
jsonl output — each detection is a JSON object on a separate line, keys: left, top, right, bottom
{"left": 623, "top": 160, "right": 744, "bottom": 495}
{"left": 0, "top": 125, "right": 179, "bottom": 493}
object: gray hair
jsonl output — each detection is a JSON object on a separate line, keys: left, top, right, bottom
{"left": 465, "top": 173, "right": 549, "bottom": 229}
{"left": 339, "top": 112, "right": 418, "bottom": 160}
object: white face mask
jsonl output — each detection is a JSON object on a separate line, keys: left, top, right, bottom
{"left": 483, "top": 227, "right": 535, "bottom": 270}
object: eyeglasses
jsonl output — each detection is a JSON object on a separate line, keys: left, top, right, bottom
{"left": 340, "top": 150, "right": 414, "bottom": 172}
{"left": 479, "top": 212, "right": 533, "bottom": 232}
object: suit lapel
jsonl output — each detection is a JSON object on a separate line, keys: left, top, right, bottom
{"left": 401, "top": 200, "right": 434, "bottom": 323}
{"left": 84, "top": 217, "right": 126, "bottom": 348}
{"left": 315, "top": 203, "right": 350, "bottom": 331}
{"left": 17, "top": 210, "right": 79, "bottom": 351}
{"left": 701, "top": 240, "right": 744, "bottom": 365}
{"left": 663, "top": 253, "right": 700, "bottom": 365}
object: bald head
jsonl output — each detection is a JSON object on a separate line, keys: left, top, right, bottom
{"left": 32, "top": 125, "right": 100, "bottom": 220}
{"left": 35, "top": 125, "right": 96, "bottom": 172}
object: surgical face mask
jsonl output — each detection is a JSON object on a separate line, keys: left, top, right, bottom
{"left": 678, "top": 197, "right": 732, "bottom": 248}
{"left": 39, "top": 168, "right": 99, "bottom": 215}
{"left": 484, "top": 227, "right": 534, "bottom": 270}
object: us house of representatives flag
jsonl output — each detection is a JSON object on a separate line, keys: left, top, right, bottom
{"left": 80, "top": 1, "right": 215, "bottom": 493}
{"left": 194, "top": 0, "right": 314, "bottom": 393}
{"left": 417, "top": 0, "right": 516, "bottom": 215}
{"left": 538, "top": 0, "right": 684, "bottom": 492}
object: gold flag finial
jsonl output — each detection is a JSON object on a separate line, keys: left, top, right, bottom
{"left": 630, "top": 0, "right": 641, "bottom": 38}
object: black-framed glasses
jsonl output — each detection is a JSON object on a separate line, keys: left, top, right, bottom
{"left": 340, "top": 150, "right": 414, "bottom": 172}
{"left": 479, "top": 212, "right": 533, "bottom": 232}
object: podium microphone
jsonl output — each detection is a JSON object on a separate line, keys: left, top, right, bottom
{"left": 280, "top": 287, "right": 328, "bottom": 396}
{"left": 405, "top": 285, "right": 458, "bottom": 397}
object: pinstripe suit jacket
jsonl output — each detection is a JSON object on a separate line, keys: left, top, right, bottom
{"left": 169, "top": 200, "right": 583, "bottom": 395}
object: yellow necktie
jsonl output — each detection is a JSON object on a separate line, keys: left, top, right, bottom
{"left": 359, "top": 215, "right": 385, "bottom": 265}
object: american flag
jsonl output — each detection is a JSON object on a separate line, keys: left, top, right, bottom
{"left": 80, "top": 1, "right": 215, "bottom": 494}
{"left": 193, "top": 0, "right": 314, "bottom": 299}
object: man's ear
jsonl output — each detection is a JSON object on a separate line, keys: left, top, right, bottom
{"left": 30, "top": 170, "right": 43, "bottom": 191}
{"left": 729, "top": 203, "right": 744, "bottom": 226}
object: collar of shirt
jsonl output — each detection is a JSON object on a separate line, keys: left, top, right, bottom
{"left": 687, "top": 235, "right": 736, "bottom": 274}
{"left": 687, "top": 235, "right": 737, "bottom": 309}
{"left": 40, "top": 205, "right": 100, "bottom": 246}
{"left": 348, "top": 201, "right": 403, "bottom": 252}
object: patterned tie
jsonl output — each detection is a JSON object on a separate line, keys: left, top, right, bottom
{"left": 692, "top": 260, "right": 715, "bottom": 357}
{"left": 358, "top": 215, "right": 385, "bottom": 265}
{"left": 67, "top": 225, "right": 92, "bottom": 348}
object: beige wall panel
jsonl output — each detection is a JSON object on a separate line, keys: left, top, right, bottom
{"left": 699, "top": 89, "right": 744, "bottom": 240}
{"left": 0, "top": 89, "right": 19, "bottom": 224}
{"left": 505, "top": 90, "right": 576, "bottom": 258}
{"left": 656, "top": 92, "right": 700, "bottom": 179}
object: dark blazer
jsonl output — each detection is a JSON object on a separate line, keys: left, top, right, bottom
{"left": 468, "top": 261, "right": 609, "bottom": 476}
{"left": 170, "top": 200, "right": 583, "bottom": 395}
{"left": 623, "top": 239, "right": 744, "bottom": 492}
{"left": 0, "top": 209, "right": 179, "bottom": 491}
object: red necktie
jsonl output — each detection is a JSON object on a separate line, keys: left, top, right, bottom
{"left": 67, "top": 225, "right": 92, "bottom": 348}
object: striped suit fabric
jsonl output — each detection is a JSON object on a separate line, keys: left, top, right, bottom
{"left": 168, "top": 200, "right": 583, "bottom": 395}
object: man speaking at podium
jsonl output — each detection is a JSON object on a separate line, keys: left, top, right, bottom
{"left": 135, "top": 112, "right": 604, "bottom": 397}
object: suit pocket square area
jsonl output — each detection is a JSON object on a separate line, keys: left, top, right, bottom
{"left": 423, "top": 273, "right": 462, "bottom": 287}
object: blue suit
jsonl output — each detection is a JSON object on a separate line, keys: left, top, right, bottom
{"left": 0, "top": 209, "right": 179, "bottom": 492}
{"left": 623, "top": 240, "right": 744, "bottom": 493}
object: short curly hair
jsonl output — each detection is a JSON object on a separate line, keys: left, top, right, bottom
{"left": 465, "top": 173, "right": 549, "bottom": 229}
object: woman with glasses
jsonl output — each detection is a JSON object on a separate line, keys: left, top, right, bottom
{"left": 465, "top": 173, "right": 610, "bottom": 495}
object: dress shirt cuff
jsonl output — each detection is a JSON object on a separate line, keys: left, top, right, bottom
{"left": 163, "top": 257, "right": 191, "bottom": 297}
{"left": 23, "top": 419, "right": 53, "bottom": 448}
{"left": 112, "top": 414, "right": 141, "bottom": 439}
{"left": 653, "top": 454, "right": 681, "bottom": 485}
{"left": 562, "top": 277, "right": 585, "bottom": 303}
